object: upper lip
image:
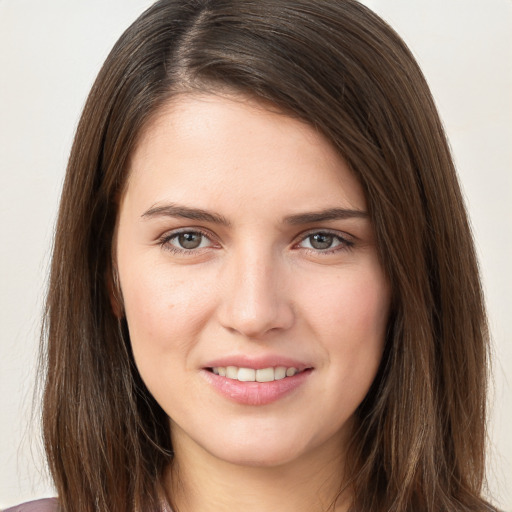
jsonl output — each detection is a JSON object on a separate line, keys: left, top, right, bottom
{"left": 203, "top": 355, "right": 313, "bottom": 372}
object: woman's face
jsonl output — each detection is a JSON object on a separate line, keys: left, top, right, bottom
{"left": 116, "top": 93, "right": 390, "bottom": 467}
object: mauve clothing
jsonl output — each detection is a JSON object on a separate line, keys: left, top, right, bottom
{"left": 2, "top": 498, "right": 59, "bottom": 512}
{"left": 2, "top": 498, "right": 173, "bottom": 512}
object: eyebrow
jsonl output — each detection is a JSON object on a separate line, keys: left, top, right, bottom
{"left": 142, "top": 204, "right": 232, "bottom": 226}
{"left": 141, "top": 203, "right": 368, "bottom": 226}
{"left": 283, "top": 207, "right": 368, "bottom": 224}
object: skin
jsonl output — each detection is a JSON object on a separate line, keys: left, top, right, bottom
{"left": 115, "top": 93, "right": 390, "bottom": 512}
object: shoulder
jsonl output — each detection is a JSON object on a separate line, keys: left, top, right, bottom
{"left": 2, "top": 498, "right": 59, "bottom": 512}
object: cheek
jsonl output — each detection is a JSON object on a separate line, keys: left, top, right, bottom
{"left": 342, "top": 283, "right": 389, "bottom": 343}
{"left": 119, "top": 264, "right": 220, "bottom": 408}
{"left": 310, "top": 266, "right": 388, "bottom": 332}
{"left": 302, "top": 264, "right": 389, "bottom": 372}
{"left": 120, "top": 262, "right": 216, "bottom": 354}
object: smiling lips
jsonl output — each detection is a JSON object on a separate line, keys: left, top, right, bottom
{"left": 211, "top": 365, "right": 300, "bottom": 382}
{"left": 202, "top": 363, "right": 313, "bottom": 406}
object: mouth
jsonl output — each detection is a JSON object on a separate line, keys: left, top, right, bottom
{"left": 206, "top": 365, "right": 309, "bottom": 382}
{"left": 202, "top": 365, "right": 313, "bottom": 405}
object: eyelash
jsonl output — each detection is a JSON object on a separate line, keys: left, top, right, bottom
{"left": 158, "top": 228, "right": 217, "bottom": 255}
{"left": 295, "top": 230, "right": 355, "bottom": 255}
{"left": 157, "top": 229, "right": 354, "bottom": 256}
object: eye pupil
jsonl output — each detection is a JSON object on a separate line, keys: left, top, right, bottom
{"left": 178, "top": 232, "right": 202, "bottom": 249}
{"left": 310, "top": 233, "right": 333, "bottom": 250}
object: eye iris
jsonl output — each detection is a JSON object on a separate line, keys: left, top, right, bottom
{"left": 310, "top": 233, "right": 334, "bottom": 250}
{"left": 178, "top": 232, "right": 202, "bottom": 249}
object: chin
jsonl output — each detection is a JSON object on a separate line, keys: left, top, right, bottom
{"left": 191, "top": 419, "right": 337, "bottom": 469}
{"left": 207, "top": 439, "right": 309, "bottom": 468}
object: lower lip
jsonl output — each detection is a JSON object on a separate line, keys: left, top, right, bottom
{"left": 201, "top": 369, "right": 312, "bottom": 406}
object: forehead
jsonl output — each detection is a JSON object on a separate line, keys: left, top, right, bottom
{"left": 123, "top": 92, "right": 366, "bottom": 218}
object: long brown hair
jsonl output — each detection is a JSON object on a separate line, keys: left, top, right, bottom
{"left": 42, "top": 1, "right": 492, "bottom": 511}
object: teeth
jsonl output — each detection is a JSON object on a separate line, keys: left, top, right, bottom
{"left": 211, "top": 366, "right": 299, "bottom": 382}
{"left": 256, "top": 368, "right": 274, "bottom": 382}
{"left": 238, "top": 368, "right": 256, "bottom": 382}
{"left": 274, "top": 366, "right": 287, "bottom": 380}
{"left": 226, "top": 366, "right": 238, "bottom": 379}
{"left": 286, "top": 367, "right": 297, "bottom": 377}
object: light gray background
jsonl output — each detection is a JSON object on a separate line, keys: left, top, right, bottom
{"left": 1, "top": 0, "right": 510, "bottom": 509}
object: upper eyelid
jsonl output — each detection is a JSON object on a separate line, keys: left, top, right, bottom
{"left": 159, "top": 227, "right": 217, "bottom": 242}
{"left": 293, "top": 228, "right": 354, "bottom": 243}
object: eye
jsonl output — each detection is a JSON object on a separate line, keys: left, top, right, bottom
{"left": 297, "top": 231, "right": 353, "bottom": 253}
{"left": 160, "top": 230, "right": 215, "bottom": 253}
{"left": 173, "top": 232, "right": 207, "bottom": 250}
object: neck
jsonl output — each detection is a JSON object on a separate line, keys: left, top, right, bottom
{"left": 164, "top": 425, "right": 352, "bottom": 512}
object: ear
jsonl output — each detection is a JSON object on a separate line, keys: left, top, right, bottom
{"left": 108, "top": 265, "right": 125, "bottom": 318}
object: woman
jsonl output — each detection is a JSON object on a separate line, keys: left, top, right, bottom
{"left": 6, "top": 0, "right": 495, "bottom": 511}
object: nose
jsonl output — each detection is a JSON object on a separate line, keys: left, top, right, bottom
{"left": 217, "top": 249, "right": 295, "bottom": 339}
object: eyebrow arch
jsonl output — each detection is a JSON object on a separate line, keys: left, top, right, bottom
{"left": 284, "top": 208, "right": 368, "bottom": 225}
{"left": 141, "top": 203, "right": 232, "bottom": 227}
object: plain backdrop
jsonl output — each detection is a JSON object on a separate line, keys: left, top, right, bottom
{"left": 1, "top": 0, "right": 511, "bottom": 509}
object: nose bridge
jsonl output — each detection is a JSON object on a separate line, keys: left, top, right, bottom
{"left": 218, "top": 241, "right": 293, "bottom": 338}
